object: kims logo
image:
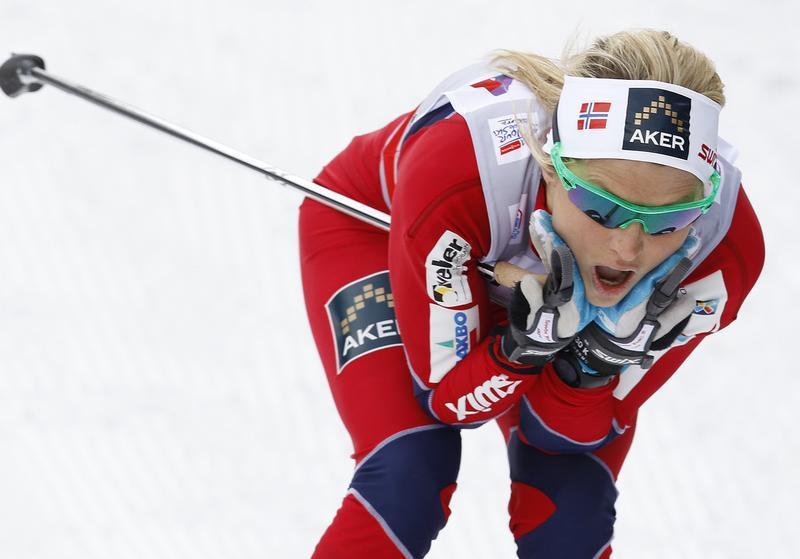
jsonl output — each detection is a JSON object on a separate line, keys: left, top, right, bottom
{"left": 445, "top": 374, "right": 523, "bottom": 421}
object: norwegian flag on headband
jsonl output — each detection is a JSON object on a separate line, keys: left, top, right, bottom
{"left": 577, "top": 101, "right": 612, "bottom": 130}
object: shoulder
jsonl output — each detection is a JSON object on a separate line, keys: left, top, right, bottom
{"left": 684, "top": 185, "right": 764, "bottom": 333}
{"left": 397, "top": 112, "right": 482, "bottom": 205}
{"left": 390, "top": 113, "right": 491, "bottom": 257}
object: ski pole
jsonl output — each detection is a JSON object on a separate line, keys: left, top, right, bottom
{"left": 1, "top": 53, "right": 534, "bottom": 287}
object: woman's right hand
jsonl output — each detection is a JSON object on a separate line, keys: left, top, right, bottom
{"left": 501, "top": 211, "right": 599, "bottom": 366}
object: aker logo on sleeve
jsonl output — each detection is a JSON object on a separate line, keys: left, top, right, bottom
{"left": 623, "top": 88, "right": 691, "bottom": 160}
{"left": 426, "top": 231, "right": 473, "bottom": 307}
{"left": 326, "top": 271, "right": 402, "bottom": 374}
{"left": 428, "top": 304, "right": 479, "bottom": 383}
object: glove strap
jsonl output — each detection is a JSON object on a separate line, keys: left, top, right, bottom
{"left": 502, "top": 316, "right": 563, "bottom": 367}
{"left": 553, "top": 350, "right": 615, "bottom": 389}
{"left": 571, "top": 257, "right": 695, "bottom": 375}
{"left": 571, "top": 319, "right": 659, "bottom": 375}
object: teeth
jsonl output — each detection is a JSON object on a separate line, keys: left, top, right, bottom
{"left": 595, "top": 266, "right": 631, "bottom": 287}
{"left": 599, "top": 276, "right": 625, "bottom": 286}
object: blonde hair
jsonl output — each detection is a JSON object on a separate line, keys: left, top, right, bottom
{"left": 491, "top": 29, "right": 725, "bottom": 174}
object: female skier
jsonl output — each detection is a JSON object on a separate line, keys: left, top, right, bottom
{"left": 298, "top": 29, "right": 764, "bottom": 558}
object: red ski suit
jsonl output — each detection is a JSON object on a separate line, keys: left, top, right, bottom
{"left": 299, "top": 104, "right": 764, "bottom": 558}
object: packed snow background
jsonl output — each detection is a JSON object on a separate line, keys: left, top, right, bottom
{"left": 1, "top": 1, "right": 798, "bottom": 557}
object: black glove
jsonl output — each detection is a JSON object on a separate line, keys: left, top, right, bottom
{"left": 554, "top": 257, "right": 695, "bottom": 388}
{"left": 502, "top": 244, "right": 584, "bottom": 367}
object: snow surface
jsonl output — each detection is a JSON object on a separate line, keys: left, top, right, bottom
{"left": 1, "top": 1, "right": 798, "bottom": 557}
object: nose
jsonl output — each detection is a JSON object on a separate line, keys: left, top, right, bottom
{"left": 609, "top": 222, "right": 645, "bottom": 264}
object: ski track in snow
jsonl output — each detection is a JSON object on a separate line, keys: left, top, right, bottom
{"left": 1, "top": 1, "right": 798, "bottom": 557}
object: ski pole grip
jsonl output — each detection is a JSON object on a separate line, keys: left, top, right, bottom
{"left": 0, "top": 53, "right": 45, "bottom": 98}
{"left": 493, "top": 261, "right": 546, "bottom": 289}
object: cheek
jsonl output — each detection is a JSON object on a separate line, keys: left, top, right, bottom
{"left": 550, "top": 185, "right": 585, "bottom": 238}
{"left": 642, "top": 229, "right": 690, "bottom": 267}
{"left": 550, "top": 193, "right": 579, "bottom": 247}
{"left": 549, "top": 194, "right": 604, "bottom": 266}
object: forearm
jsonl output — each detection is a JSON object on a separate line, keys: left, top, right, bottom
{"left": 417, "top": 330, "right": 540, "bottom": 426}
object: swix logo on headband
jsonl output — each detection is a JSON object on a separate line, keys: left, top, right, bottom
{"left": 577, "top": 101, "right": 611, "bottom": 130}
{"left": 623, "top": 88, "right": 691, "bottom": 160}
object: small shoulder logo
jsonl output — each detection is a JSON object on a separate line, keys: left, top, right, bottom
{"left": 693, "top": 299, "right": 719, "bottom": 315}
{"left": 471, "top": 74, "right": 513, "bottom": 96}
{"left": 622, "top": 88, "right": 691, "bottom": 160}
{"left": 488, "top": 114, "right": 529, "bottom": 165}
{"left": 577, "top": 101, "right": 611, "bottom": 130}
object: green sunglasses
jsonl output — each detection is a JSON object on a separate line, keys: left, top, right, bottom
{"left": 550, "top": 142, "right": 720, "bottom": 235}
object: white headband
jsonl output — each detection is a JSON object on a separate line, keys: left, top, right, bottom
{"left": 542, "top": 75, "right": 722, "bottom": 186}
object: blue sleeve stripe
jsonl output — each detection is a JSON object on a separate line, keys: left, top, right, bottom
{"left": 425, "top": 391, "right": 442, "bottom": 423}
{"left": 404, "top": 350, "right": 428, "bottom": 392}
{"left": 405, "top": 102, "right": 455, "bottom": 139}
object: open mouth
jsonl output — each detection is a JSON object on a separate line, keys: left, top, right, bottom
{"left": 592, "top": 265, "right": 635, "bottom": 294}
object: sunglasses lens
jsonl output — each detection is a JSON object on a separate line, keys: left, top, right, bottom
{"left": 566, "top": 185, "right": 635, "bottom": 227}
{"left": 639, "top": 208, "right": 703, "bottom": 234}
{"left": 567, "top": 184, "right": 703, "bottom": 234}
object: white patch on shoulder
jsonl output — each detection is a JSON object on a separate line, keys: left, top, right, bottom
{"left": 612, "top": 269, "right": 728, "bottom": 400}
{"left": 488, "top": 114, "right": 530, "bottom": 165}
{"left": 428, "top": 304, "right": 479, "bottom": 384}
{"left": 425, "top": 231, "right": 472, "bottom": 307}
